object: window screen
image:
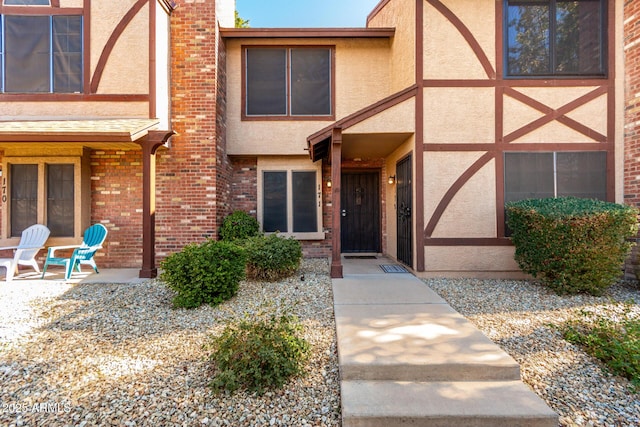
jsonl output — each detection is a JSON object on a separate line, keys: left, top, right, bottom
{"left": 52, "top": 15, "right": 82, "bottom": 93}
{"left": 506, "top": 0, "right": 604, "bottom": 76}
{"left": 47, "top": 164, "right": 74, "bottom": 237}
{"left": 246, "top": 49, "right": 287, "bottom": 116}
{"left": 10, "top": 164, "right": 38, "bottom": 237}
{"left": 504, "top": 152, "right": 554, "bottom": 204}
{"left": 290, "top": 49, "right": 331, "bottom": 116}
{"left": 4, "top": 15, "right": 50, "bottom": 93}
{"left": 263, "top": 171, "right": 288, "bottom": 232}
{"left": 556, "top": 151, "right": 606, "bottom": 199}
{"left": 292, "top": 171, "right": 317, "bottom": 232}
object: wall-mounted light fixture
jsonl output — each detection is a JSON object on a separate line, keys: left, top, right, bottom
{"left": 388, "top": 175, "right": 396, "bottom": 185}
{"left": 326, "top": 179, "right": 332, "bottom": 188}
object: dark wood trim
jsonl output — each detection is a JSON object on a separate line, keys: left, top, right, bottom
{"left": 423, "top": 79, "right": 496, "bottom": 87}
{"left": 0, "top": 6, "right": 81, "bottom": 14}
{"left": 149, "top": 0, "right": 156, "bottom": 119}
{"left": 426, "top": 0, "right": 495, "bottom": 79}
{"left": 138, "top": 129, "right": 174, "bottom": 279}
{"left": 415, "top": 0, "right": 425, "bottom": 271}
{"left": 241, "top": 45, "right": 336, "bottom": 122}
{"left": 330, "top": 128, "right": 343, "bottom": 278}
{"left": 606, "top": 0, "right": 615, "bottom": 201}
{"left": 221, "top": 27, "right": 395, "bottom": 38}
{"left": 51, "top": 0, "right": 60, "bottom": 6}
{"left": 0, "top": 93, "right": 149, "bottom": 102}
{"left": 424, "top": 152, "right": 495, "bottom": 238}
{"left": 366, "top": 0, "right": 391, "bottom": 25}
{"left": 90, "top": 0, "right": 148, "bottom": 93}
{"left": 503, "top": 86, "right": 608, "bottom": 143}
{"left": 83, "top": 0, "right": 91, "bottom": 95}
{"left": 425, "top": 142, "right": 609, "bottom": 152}
{"left": 308, "top": 85, "right": 418, "bottom": 148}
{"left": 425, "top": 237, "right": 512, "bottom": 246}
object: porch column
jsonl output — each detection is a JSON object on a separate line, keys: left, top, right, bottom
{"left": 138, "top": 130, "right": 174, "bottom": 278}
{"left": 330, "top": 127, "right": 343, "bottom": 278}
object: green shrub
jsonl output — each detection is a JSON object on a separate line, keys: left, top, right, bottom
{"left": 160, "top": 240, "right": 246, "bottom": 308}
{"left": 506, "top": 197, "right": 638, "bottom": 295}
{"left": 219, "top": 211, "right": 261, "bottom": 241}
{"left": 561, "top": 303, "right": 640, "bottom": 391}
{"left": 207, "top": 310, "right": 310, "bottom": 395}
{"left": 243, "top": 234, "right": 302, "bottom": 281}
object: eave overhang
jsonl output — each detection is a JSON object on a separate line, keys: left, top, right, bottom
{"left": 220, "top": 27, "right": 395, "bottom": 39}
{"left": 0, "top": 118, "right": 164, "bottom": 149}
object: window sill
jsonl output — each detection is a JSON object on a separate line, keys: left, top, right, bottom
{"left": 265, "top": 231, "right": 326, "bottom": 241}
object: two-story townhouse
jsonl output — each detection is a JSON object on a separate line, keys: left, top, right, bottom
{"left": 223, "top": 0, "right": 621, "bottom": 278}
{"left": 0, "top": 0, "right": 210, "bottom": 279}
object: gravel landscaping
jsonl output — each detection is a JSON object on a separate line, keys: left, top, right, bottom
{"left": 3, "top": 258, "right": 640, "bottom": 427}
{"left": 426, "top": 278, "right": 640, "bottom": 427}
{"left": 0, "top": 258, "right": 339, "bottom": 427}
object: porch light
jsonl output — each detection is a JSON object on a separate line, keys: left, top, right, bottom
{"left": 388, "top": 175, "right": 396, "bottom": 185}
{"left": 326, "top": 179, "right": 332, "bottom": 188}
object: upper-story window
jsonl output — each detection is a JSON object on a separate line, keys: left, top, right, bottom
{"left": 244, "top": 47, "right": 333, "bottom": 118}
{"left": 505, "top": 0, "right": 605, "bottom": 77}
{"left": 0, "top": 14, "right": 83, "bottom": 93}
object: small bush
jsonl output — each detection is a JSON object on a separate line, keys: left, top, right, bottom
{"left": 243, "top": 234, "right": 302, "bottom": 281}
{"left": 561, "top": 303, "right": 640, "bottom": 391}
{"left": 506, "top": 197, "right": 638, "bottom": 295}
{"left": 160, "top": 240, "right": 246, "bottom": 309}
{"left": 219, "top": 211, "right": 261, "bottom": 241}
{"left": 207, "top": 309, "right": 310, "bottom": 395}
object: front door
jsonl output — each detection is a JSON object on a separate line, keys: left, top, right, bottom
{"left": 396, "top": 155, "right": 412, "bottom": 266}
{"left": 341, "top": 172, "right": 380, "bottom": 253}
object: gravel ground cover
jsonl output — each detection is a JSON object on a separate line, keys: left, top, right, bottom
{"left": 425, "top": 278, "right": 640, "bottom": 427}
{"left": 0, "top": 258, "right": 339, "bottom": 427}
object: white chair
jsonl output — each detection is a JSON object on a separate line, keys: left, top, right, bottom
{"left": 0, "top": 224, "right": 51, "bottom": 282}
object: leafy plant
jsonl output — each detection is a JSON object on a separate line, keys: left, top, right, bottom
{"left": 243, "top": 234, "right": 302, "bottom": 281}
{"left": 506, "top": 197, "right": 638, "bottom": 295}
{"left": 207, "top": 308, "right": 310, "bottom": 395}
{"left": 219, "top": 211, "right": 261, "bottom": 241}
{"left": 561, "top": 303, "right": 640, "bottom": 391}
{"left": 160, "top": 240, "right": 246, "bottom": 308}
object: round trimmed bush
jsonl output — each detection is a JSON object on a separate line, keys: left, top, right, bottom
{"left": 160, "top": 240, "right": 246, "bottom": 308}
{"left": 243, "top": 234, "right": 302, "bottom": 281}
{"left": 219, "top": 211, "right": 261, "bottom": 241}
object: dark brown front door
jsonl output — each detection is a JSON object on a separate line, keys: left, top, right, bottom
{"left": 341, "top": 171, "right": 380, "bottom": 253}
{"left": 396, "top": 155, "right": 412, "bottom": 267}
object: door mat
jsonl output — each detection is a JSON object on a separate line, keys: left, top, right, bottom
{"left": 380, "top": 264, "right": 408, "bottom": 273}
{"left": 345, "top": 255, "right": 377, "bottom": 259}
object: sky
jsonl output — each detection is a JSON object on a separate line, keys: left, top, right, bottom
{"left": 235, "top": 0, "right": 382, "bottom": 28}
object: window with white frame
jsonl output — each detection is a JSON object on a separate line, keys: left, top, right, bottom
{"left": 0, "top": 13, "right": 83, "bottom": 93}
{"left": 258, "top": 162, "right": 323, "bottom": 239}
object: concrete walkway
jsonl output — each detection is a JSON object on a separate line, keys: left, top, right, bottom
{"left": 334, "top": 256, "right": 558, "bottom": 427}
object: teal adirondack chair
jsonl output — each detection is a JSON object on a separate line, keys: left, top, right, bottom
{"left": 42, "top": 224, "right": 108, "bottom": 280}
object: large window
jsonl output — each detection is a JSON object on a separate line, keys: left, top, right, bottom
{"left": 505, "top": 151, "right": 606, "bottom": 203}
{"left": 0, "top": 14, "right": 83, "bottom": 93}
{"left": 258, "top": 164, "right": 324, "bottom": 239}
{"left": 505, "top": 0, "right": 605, "bottom": 77}
{"left": 245, "top": 47, "right": 332, "bottom": 118}
{"left": 4, "top": 159, "right": 82, "bottom": 239}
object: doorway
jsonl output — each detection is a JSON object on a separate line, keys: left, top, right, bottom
{"left": 340, "top": 171, "right": 381, "bottom": 253}
{"left": 396, "top": 155, "right": 412, "bottom": 267}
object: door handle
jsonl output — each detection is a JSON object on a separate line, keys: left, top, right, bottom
{"left": 341, "top": 209, "right": 347, "bottom": 217}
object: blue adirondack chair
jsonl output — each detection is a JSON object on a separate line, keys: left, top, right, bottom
{"left": 41, "top": 224, "right": 108, "bottom": 280}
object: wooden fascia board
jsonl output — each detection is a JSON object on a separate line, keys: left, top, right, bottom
{"left": 220, "top": 27, "right": 395, "bottom": 39}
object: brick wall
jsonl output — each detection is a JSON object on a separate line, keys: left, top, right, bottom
{"left": 91, "top": 149, "right": 144, "bottom": 268}
{"left": 155, "top": 0, "right": 229, "bottom": 259}
{"left": 624, "top": 1, "right": 640, "bottom": 279}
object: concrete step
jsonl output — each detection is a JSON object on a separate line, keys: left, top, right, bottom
{"left": 341, "top": 380, "right": 559, "bottom": 427}
{"left": 334, "top": 302, "right": 521, "bottom": 382}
